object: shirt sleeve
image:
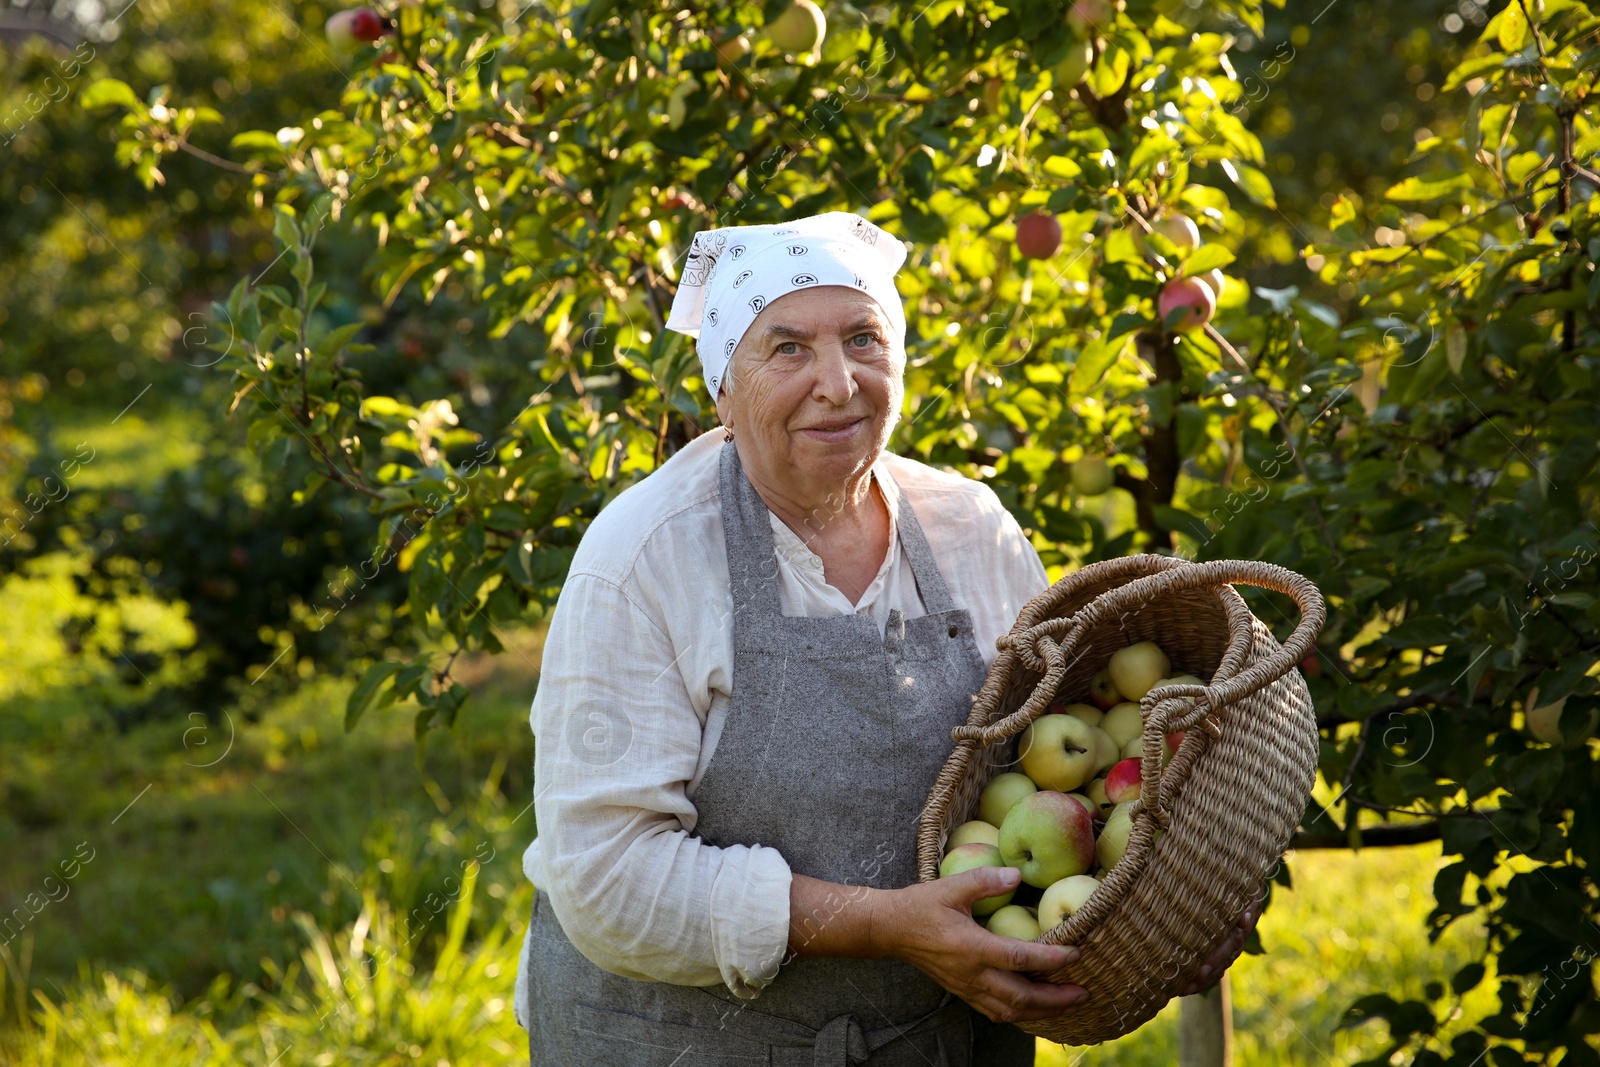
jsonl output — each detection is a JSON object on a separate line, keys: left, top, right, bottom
{"left": 530, "top": 570, "right": 794, "bottom": 998}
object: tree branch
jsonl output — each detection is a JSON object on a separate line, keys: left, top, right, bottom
{"left": 1291, "top": 823, "right": 1443, "bottom": 849}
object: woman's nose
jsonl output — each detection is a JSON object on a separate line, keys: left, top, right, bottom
{"left": 811, "top": 345, "right": 858, "bottom": 404}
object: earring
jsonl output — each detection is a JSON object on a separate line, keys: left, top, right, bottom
{"left": 724, "top": 428, "right": 735, "bottom": 443}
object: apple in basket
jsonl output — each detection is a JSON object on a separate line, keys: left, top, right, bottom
{"left": 998, "top": 791, "right": 1096, "bottom": 887}
{"left": 1083, "top": 776, "right": 1111, "bottom": 816}
{"left": 946, "top": 820, "right": 1000, "bottom": 851}
{"left": 1087, "top": 668, "right": 1120, "bottom": 709}
{"left": 977, "top": 772, "right": 1037, "bottom": 827}
{"left": 1108, "top": 641, "right": 1171, "bottom": 701}
{"left": 1057, "top": 702, "right": 1104, "bottom": 728}
{"left": 1038, "top": 874, "right": 1101, "bottom": 931}
{"left": 1104, "top": 758, "right": 1142, "bottom": 804}
{"left": 985, "top": 904, "right": 1043, "bottom": 941}
{"left": 1096, "top": 801, "right": 1136, "bottom": 871}
{"left": 939, "top": 843, "right": 1015, "bottom": 917}
{"left": 1100, "top": 701, "right": 1143, "bottom": 749}
{"left": 1088, "top": 725, "right": 1120, "bottom": 773}
{"left": 1018, "top": 714, "right": 1098, "bottom": 792}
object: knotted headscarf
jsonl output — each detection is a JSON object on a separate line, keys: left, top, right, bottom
{"left": 664, "top": 211, "right": 908, "bottom": 397}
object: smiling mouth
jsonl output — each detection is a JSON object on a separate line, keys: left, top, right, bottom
{"left": 805, "top": 418, "right": 865, "bottom": 433}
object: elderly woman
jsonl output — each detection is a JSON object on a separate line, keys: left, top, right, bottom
{"left": 515, "top": 212, "right": 1255, "bottom": 1066}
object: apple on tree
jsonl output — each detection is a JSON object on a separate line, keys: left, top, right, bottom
{"left": 1015, "top": 212, "right": 1063, "bottom": 259}
{"left": 326, "top": 7, "right": 387, "bottom": 50}
{"left": 1066, "top": 0, "right": 1122, "bottom": 38}
{"left": 998, "top": 791, "right": 1097, "bottom": 887}
{"left": 1158, "top": 277, "right": 1216, "bottom": 332}
{"left": 1071, "top": 454, "right": 1114, "bottom": 495}
{"left": 977, "top": 772, "right": 1038, "bottom": 828}
{"left": 1019, "top": 713, "right": 1098, "bottom": 792}
{"left": 1038, "top": 874, "right": 1100, "bottom": 930}
{"left": 1133, "top": 211, "right": 1201, "bottom": 256}
{"left": 1051, "top": 38, "right": 1095, "bottom": 89}
{"left": 986, "top": 903, "right": 1042, "bottom": 941}
{"left": 765, "top": 0, "right": 826, "bottom": 57}
{"left": 939, "top": 843, "right": 1016, "bottom": 917}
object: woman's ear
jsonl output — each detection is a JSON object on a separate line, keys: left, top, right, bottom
{"left": 713, "top": 367, "right": 733, "bottom": 429}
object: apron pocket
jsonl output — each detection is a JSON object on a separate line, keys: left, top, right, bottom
{"left": 573, "top": 1002, "right": 771, "bottom": 1066}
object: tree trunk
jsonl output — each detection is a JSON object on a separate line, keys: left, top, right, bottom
{"left": 1178, "top": 973, "right": 1233, "bottom": 1067}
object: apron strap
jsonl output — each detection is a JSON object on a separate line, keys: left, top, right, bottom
{"left": 699, "top": 988, "right": 971, "bottom": 1066}
{"left": 718, "top": 440, "right": 961, "bottom": 619}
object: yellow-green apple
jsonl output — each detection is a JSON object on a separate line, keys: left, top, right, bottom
{"left": 939, "top": 842, "right": 1016, "bottom": 917}
{"left": 947, "top": 820, "right": 1001, "bottom": 852}
{"left": 1135, "top": 211, "right": 1201, "bottom": 254}
{"left": 1067, "top": 0, "right": 1120, "bottom": 37}
{"left": 1019, "top": 714, "right": 1099, "bottom": 791}
{"left": 766, "top": 0, "right": 826, "bottom": 54}
{"left": 1196, "top": 268, "right": 1227, "bottom": 302}
{"left": 1096, "top": 801, "right": 1136, "bottom": 871}
{"left": 1526, "top": 690, "right": 1566, "bottom": 743}
{"left": 1100, "top": 701, "right": 1144, "bottom": 748}
{"left": 1016, "top": 212, "right": 1063, "bottom": 259}
{"left": 1121, "top": 735, "right": 1143, "bottom": 760}
{"left": 1104, "top": 757, "right": 1142, "bottom": 804}
{"left": 1071, "top": 454, "right": 1114, "bottom": 495}
{"left": 999, "top": 791, "right": 1097, "bottom": 887}
{"left": 1084, "top": 776, "right": 1111, "bottom": 816}
{"left": 1038, "top": 874, "right": 1101, "bottom": 929}
{"left": 1052, "top": 38, "right": 1094, "bottom": 88}
{"left": 714, "top": 30, "right": 751, "bottom": 67}
{"left": 1088, "top": 668, "right": 1121, "bottom": 709}
{"left": 1108, "top": 642, "right": 1171, "bottom": 701}
{"left": 1158, "top": 277, "right": 1216, "bottom": 331}
{"left": 1088, "top": 725, "right": 1120, "bottom": 774}
{"left": 977, "top": 772, "right": 1038, "bottom": 827}
{"left": 1057, "top": 702, "right": 1103, "bottom": 727}
{"left": 986, "top": 904, "right": 1042, "bottom": 941}
{"left": 1063, "top": 792, "right": 1095, "bottom": 816}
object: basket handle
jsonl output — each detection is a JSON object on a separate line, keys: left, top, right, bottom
{"left": 955, "top": 559, "right": 1324, "bottom": 746}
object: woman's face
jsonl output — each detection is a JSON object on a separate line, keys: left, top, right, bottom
{"left": 715, "top": 286, "right": 904, "bottom": 495}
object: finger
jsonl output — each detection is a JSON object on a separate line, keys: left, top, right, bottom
{"left": 979, "top": 930, "right": 1080, "bottom": 974}
{"left": 939, "top": 866, "right": 1023, "bottom": 909}
{"left": 974, "top": 970, "right": 1090, "bottom": 1024}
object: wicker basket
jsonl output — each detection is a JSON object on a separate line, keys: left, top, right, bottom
{"left": 917, "top": 554, "right": 1325, "bottom": 1046}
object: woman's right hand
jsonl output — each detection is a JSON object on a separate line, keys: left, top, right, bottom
{"left": 871, "top": 867, "right": 1090, "bottom": 1024}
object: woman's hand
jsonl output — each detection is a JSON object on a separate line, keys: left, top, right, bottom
{"left": 1176, "top": 898, "right": 1262, "bottom": 997}
{"left": 870, "top": 867, "right": 1089, "bottom": 1024}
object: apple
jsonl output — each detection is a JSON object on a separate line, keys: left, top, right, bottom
{"left": 327, "top": 7, "right": 386, "bottom": 49}
{"left": 1158, "top": 277, "right": 1216, "bottom": 332}
{"left": 1100, "top": 701, "right": 1144, "bottom": 748}
{"left": 998, "top": 791, "right": 1097, "bottom": 887}
{"left": 715, "top": 30, "right": 751, "bottom": 67}
{"left": 1088, "top": 668, "right": 1120, "bottom": 709}
{"left": 1071, "top": 454, "right": 1114, "bottom": 495}
{"left": 1135, "top": 212, "right": 1201, "bottom": 254}
{"left": 1195, "top": 267, "right": 1227, "bottom": 303}
{"left": 1052, "top": 39, "right": 1094, "bottom": 89}
{"left": 1088, "top": 725, "right": 1119, "bottom": 773}
{"left": 1096, "top": 801, "right": 1136, "bottom": 871}
{"left": 947, "top": 820, "right": 1001, "bottom": 851}
{"left": 1067, "top": 0, "right": 1120, "bottom": 38}
{"left": 1121, "top": 735, "right": 1144, "bottom": 760}
{"left": 1062, "top": 792, "right": 1095, "bottom": 816}
{"left": 1016, "top": 212, "right": 1063, "bottom": 259}
{"left": 1084, "top": 776, "right": 1110, "bottom": 816}
{"left": 977, "top": 772, "right": 1038, "bottom": 828}
{"left": 986, "top": 904, "right": 1043, "bottom": 941}
{"left": 1301, "top": 653, "right": 1322, "bottom": 678}
{"left": 1166, "top": 731, "right": 1186, "bottom": 756}
{"left": 1019, "top": 714, "right": 1099, "bottom": 792}
{"left": 1057, "top": 702, "right": 1103, "bottom": 727}
{"left": 1109, "top": 642, "right": 1171, "bottom": 702}
{"left": 1038, "top": 874, "right": 1101, "bottom": 930}
{"left": 766, "top": 0, "right": 826, "bottom": 55}
{"left": 939, "top": 842, "right": 1016, "bottom": 917}
{"left": 1104, "top": 758, "right": 1142, "bottom": 804}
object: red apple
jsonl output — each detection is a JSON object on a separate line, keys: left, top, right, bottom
{"left": 1016, "top": 212, "right": 1063, "bottom": 259}
{"left": 1158, "top": 277, "right": 1216, "bottom": 332}
{"left": 1104, "top": 757, "right": 1142, "bottom": 804}
{"left": 327, "top": 7, "right": 386, "bottom": 49}
{"left": 1088, "top": 668, "right": 1120, "bottom": 710}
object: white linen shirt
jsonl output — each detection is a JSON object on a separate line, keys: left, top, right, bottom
{"left": 515, "top": 428, "right": 1049, "bottom": 1023}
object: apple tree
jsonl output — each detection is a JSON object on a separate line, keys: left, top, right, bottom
{"left": 84, "top": 0, "right": 1600, "bottom": 1060}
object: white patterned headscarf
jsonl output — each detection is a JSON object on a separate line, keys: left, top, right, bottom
{"left": 664, "top": 211, "right": 908, "bottom": 397}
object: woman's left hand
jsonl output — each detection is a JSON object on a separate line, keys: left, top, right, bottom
{"left": 1176, "top": 899, "right": 1262, "bottom": 997}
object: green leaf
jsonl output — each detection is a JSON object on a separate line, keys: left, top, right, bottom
{"left": 1384, "top": 172, "right": 1475, "bottom": 202}
{"left": 1220, "top": 159, "right": 1275, "bottom": 207}
{"left": 80, "top": 79, "right": 141, "bottom": 112}
{"left": 345, "top": 660, "right": 404, "bottom": 732}
{"left": 1182, "top": 245, "right": 1236, "bottom": 275}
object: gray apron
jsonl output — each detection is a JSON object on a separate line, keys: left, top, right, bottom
{"left": 523, "top": 442, "right": 1035, "bottom": 1067}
